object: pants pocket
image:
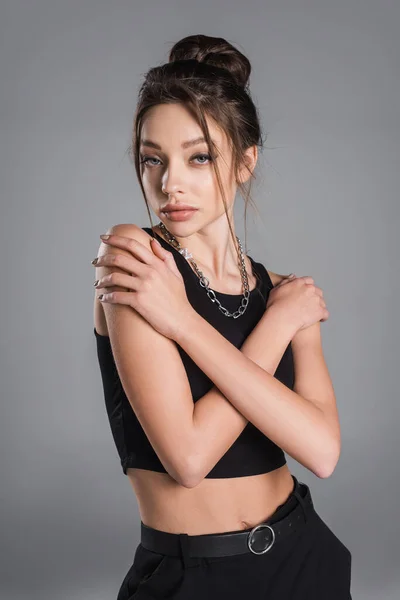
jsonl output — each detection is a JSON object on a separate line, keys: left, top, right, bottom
{"left": 117, "top": 544, "right": 168, "bottom": 599}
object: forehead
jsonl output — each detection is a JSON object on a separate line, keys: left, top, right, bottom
{"left": 140, "top": 103, "right": 226, "bottom": 150}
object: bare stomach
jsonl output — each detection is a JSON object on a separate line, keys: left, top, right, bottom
{"left": 94, "top": 234, "right": 295, "bottom": 536}
{"left": 126, "top": 463, "right": 295, "bottom": 535}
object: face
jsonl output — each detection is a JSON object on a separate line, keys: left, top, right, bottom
{"left": 138, "top": 103, "right": 256, "bottom": 235}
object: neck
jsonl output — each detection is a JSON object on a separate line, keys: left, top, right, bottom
{"left": 156, "top": 221, "right": 242, "bottom": 283}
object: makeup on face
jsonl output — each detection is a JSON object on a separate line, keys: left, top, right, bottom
{"left": 162, "top": 209, "right": 199, "bottom": 221}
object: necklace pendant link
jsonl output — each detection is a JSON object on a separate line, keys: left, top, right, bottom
{"left": 179, "top": 248, "right": 193, "bottom": 259}
{"left": 157, "top": 221, "right": 251, "bottom": 318}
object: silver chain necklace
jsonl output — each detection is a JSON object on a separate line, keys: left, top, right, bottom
{"left": 157, "top": 221, "right": 250, "bottom": 318}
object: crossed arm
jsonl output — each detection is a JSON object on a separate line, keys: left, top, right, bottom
{"left": 176, "top": 305, "right": 340, "bottom": 486}
{"left": 95, "top": 226, "right": 340, "bottom": 486}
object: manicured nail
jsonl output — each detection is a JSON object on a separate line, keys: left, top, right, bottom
{"left": 91, "top": 257, "right": 99, "bottom": 265}
{"left": 100, "top": 235, "right": 110, "bottom": 240}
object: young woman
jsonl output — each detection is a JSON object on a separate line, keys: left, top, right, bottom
{"left": 93, "top": 34, "right": 352, "bottom": 600}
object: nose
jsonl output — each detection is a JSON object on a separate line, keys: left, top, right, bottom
{"left": 161, "top": 162, "right": 185, "bottom": 196}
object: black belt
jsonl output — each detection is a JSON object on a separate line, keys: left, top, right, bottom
{"left": 140, "top": 476, "right": 314, "bottom": 558}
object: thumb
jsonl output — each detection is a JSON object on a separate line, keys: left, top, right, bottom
{"left": 150, "top": 237, "right": 166, "bottom": 259}
{"left": 151, "top": 238, "right": 183, "bottom": 281}
{"left": 151, "top": 238, "right": 170, "bottom": 260}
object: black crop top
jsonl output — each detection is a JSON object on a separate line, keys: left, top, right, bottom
{"left": 94, "top": 226, "right": 294, "bottom": 478}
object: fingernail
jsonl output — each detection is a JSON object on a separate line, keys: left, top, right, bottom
{"left": 100, "top": 235, "right": 110, "bottom": 240}
{"left": 91, "top": 257, "right": 99, "bottom": 265}
{"left": 152, "top": 238, "right": 161, "bottom": 246}
{"left": 93, "top": 280, "right": 99, "bottom": 287}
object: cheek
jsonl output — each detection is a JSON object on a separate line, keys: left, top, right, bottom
{"left": 141, "top": 167, "right": 231, "bottom": 203}
{"left": 141, "top": 171, "right": 154, "bottom": 185}
{"left": 193, "top": 175, "right": 221, "bottom": 207}
{"left": 194, "top": 169, "right": 215, "bottom": 188}
{"left": 197, "top": 169, "right": 233, "bottom": 202}
{"left": 141, "top": 173, "right": 160, "bottom": 199}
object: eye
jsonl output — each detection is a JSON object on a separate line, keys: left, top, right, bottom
{"left": 139, "top": 153, "right": 214, "bottom": 168}
{"left": 140, "top": 156, "right": 161, "bottom": 167}
{"left": 192, "top": 153, "right": 213, "bottom": 164}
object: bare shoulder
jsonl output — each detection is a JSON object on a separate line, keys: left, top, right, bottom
{"left": 103, "top": 223, "right": 153, "bottom": 244}
{"left": 92, "top": 222, "right": 200, "bottom": 487}
{"left": 93, "top": 223, "right": 153, "bottom": 336}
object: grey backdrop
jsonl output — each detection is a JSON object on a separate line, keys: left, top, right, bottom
{"left": 1, "top": 0, "right": 399, "bottom": 598}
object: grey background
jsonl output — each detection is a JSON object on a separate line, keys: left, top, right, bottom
{"left": 1, "top": 0, "right": 399, "bottom": 598}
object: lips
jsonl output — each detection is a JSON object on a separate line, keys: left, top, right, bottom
{"left": 162, "top": 204, "right": 197, "bottom": 212}
{"left": 162, "top": 209, "right": 198, "bottom": 221}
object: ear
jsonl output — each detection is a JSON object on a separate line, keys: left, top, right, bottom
{"left": 237, "top": 145, "right": 258, "bottom": 185}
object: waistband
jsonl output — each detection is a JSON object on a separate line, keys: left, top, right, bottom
{"left": 140, "top": 475, "right": 315, "bottom": 559}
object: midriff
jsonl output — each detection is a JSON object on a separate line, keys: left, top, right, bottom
{"left": 126, "top": 465, "right": 295, "bottom": 535}
{"left": 93, "top": 227, "right": 294, "bottom": 535}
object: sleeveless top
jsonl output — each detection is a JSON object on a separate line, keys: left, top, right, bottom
{"left": 94, "top": 226, "right": 294, "bottom": 478}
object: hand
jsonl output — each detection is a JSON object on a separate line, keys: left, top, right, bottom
{"left": 266, "top": 273, "right": 329, "bottom": 332}
{"left": 93, "top": 234, "right": 193, "bottom": 340}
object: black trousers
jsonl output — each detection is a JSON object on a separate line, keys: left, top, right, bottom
{"left": 117, "top": 476, "right": 352, "bottom": 599}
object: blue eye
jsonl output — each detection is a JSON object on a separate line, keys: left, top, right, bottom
{"left": 193, "top": 153, "right": 213, "bottom": 164}
{"left": 139, "top": 153, "right": 214, "bottom": 167}
{"left": 139, "top": 156, "right": 161, "bottom": 166}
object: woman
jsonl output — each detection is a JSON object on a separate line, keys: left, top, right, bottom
{"left": 92, "top": 34, "right": 352, "bottom": 599}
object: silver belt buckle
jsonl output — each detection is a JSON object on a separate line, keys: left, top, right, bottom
{"left": 247, "top": 522, "right": 276, "bottom": 555}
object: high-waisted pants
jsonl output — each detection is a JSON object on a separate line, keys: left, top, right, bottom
{"left": 116, "top": 475, "right": 352, "bottom": 599}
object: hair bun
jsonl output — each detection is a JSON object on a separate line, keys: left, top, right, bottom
{"left": 169, "top": 34, "right": 251, "bottom": 89}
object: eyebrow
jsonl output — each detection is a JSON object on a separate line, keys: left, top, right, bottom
{"left": 140, "top": 136, "right": 216, "bottom": 150}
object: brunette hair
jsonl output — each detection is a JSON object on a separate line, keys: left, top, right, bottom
{"left": 130, "top": 34, "right": 266, "bottom": 296}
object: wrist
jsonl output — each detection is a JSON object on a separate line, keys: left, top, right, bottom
{"left": 173, "top": 306, "right": 201, "bottom": 344}
{"left": 263, "top": 305, "right": 299, "bottom": 341}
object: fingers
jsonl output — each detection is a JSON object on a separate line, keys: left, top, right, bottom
{"left": 97, "top": 290, "right": 134, "bottom": 305}
{"left": 94, "top": 271, "right": 138, "bottom": 292}
{"left": 297, "top": 276, "right": 325, "bottom": 299}
{"left": 162, "top": 252, "right": 184, "bottom": 281}
{"left": 276, "top": 273, "right": 296, "bottom": 287}
{"left": 150, "top": 237, "right": 166, "bottom": 258}
{"left": 92, "top": 251, "right": 149, "bottom": 278}
{"left": 93, "top": 233, "right": 184, "bottom": 292}
{"left": 99, "top": 234, "right": 157, "bottom": 265}
{"left": 150, "top": 238, "right": 183, "bottom": 280}
{"left": 279, "top": 274, "right": 326, "bottom": 302}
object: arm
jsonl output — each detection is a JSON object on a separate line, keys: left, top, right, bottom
{"left": 189, "top": 305, "right": 296, "bottom": 483}
{"left": 95, "top": 224, "right": 337, "bottom": 487}
{"left": 290, "top": 321, "right": 341, "bottom": 455}
{"left": 175, "top": 308, "right": 340, "bottom": 484}
{"left": 95, "top": 225, "right": 296, "bottom": 488}
{"left": 96, "top": 260, "right": 294, "bottom": 486}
